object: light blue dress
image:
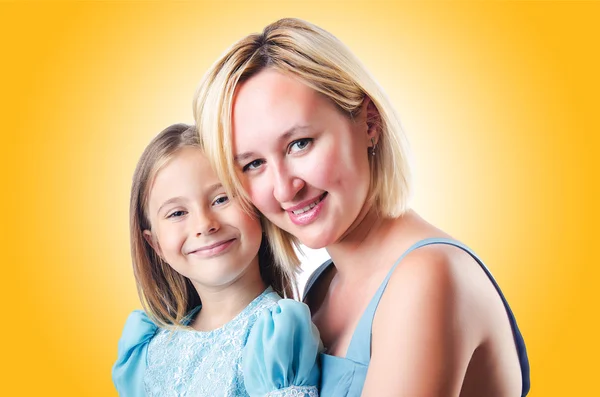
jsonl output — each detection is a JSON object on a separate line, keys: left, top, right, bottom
{"left": 113, "top": 287, "right": 321, "bottom": 397}
{"left": 303, "top": 238, "right": 530, "bottom": 397}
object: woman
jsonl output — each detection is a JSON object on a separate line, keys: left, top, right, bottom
{"left": 194, "top": 18, "right": 530, "bottom": 397}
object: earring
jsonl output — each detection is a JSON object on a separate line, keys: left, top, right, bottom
{"left": 370, "top": 137, "right": 377, "bottom": 156}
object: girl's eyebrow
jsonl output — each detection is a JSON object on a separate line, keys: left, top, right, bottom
{"left": 204, "top": 183, "right": 223, "bottom": 195}
{"left": 234, "top": 125, "right": 312, "bottom": 164}
{"left": 157, "top": 196, "right": 185, "bottom": 215}
{"left": 156, "top": 184, "right": 223, "bottom": 215}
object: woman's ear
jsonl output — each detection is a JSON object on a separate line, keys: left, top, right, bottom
{"left": 361, "top": 96, "right": 382, "bottom": 146}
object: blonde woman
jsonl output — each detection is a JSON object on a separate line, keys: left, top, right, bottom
{"left": 194, "top": 18, "right": 530, "bottom": 397}
{"left": 112, "top": 124, "right": 321, "bottom": 396}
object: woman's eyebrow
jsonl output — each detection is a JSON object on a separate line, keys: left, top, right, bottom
{"left": 234, "top": 125, "right": 313, "bottom": 163}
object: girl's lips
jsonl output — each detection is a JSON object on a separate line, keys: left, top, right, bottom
{"left": 189, "top": 238, "right": 236, "bottom": 258}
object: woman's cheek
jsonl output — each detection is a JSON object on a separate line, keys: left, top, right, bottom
{"left": 247, "top": 178, "right": 276, "bottom": 214}
{"left": 304, "top": 149, "right": 337, "bottom": 188}
{"left": 241, "top": 175, "right": 265, "bottom": 210}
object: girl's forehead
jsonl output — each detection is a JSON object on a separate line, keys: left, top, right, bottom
{"left": 147, "top": 149, "right": 218, "bottom": 203}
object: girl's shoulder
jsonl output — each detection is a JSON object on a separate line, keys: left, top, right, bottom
{"left": 243, "top": 297, "right": 322, "bottom": 396}
{"left": 112, "top": 310, "right": 159, "bottom": 396}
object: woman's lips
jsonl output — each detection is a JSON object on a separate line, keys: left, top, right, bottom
{"left": 287, "top": 193, "right": 328, "bottom": 226}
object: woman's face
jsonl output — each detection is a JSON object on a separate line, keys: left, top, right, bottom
{"left": 231, "top": 69, "right": 375, "bottom": 249}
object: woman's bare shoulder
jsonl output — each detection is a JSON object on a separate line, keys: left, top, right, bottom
{"left": 361, "top": 242, "right": 486, "bottom": 396}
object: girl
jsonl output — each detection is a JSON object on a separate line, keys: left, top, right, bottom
{"left": 194, "top": 18, "right": 530, "bottom": 397}
{"left": 112, "top": 123, "right": 321, "bottom": 397}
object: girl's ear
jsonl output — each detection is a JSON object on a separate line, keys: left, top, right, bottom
{"left": 143, "top": 230, "right": 164, "bottom": 259}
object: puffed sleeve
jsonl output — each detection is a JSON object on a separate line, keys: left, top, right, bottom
{"left": 112, "top": 310, "right": 158, "bottom": 397}
{"left": 243, "top": 299, "right": 322, "bottom": 397}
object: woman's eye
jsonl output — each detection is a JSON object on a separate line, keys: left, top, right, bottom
{"left": 288, "top": 138, "right": 312, "bottom": 154}
{"left": 167, "top": 210, "right": 187, "bottom": 218}
{"left": 242, "top": 159, "right": 265, "bottom": 172}
{"left": 213, "top": 195, "right": 229, "bottom": 206}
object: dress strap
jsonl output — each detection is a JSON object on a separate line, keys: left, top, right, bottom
{"left": 303, "top": 238, "right": 529, "bottom": 395}
{"left": 302, "top": 259, "right": 333, "bottom": 302}
{"left": 344, "top": 238, "right": 447, "bottom": 364}
{"left": 346, "top": 237, "right": 503, "bottom": 363}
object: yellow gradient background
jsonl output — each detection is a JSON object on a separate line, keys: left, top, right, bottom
{"left": 1, "top": 1, "right": 598, "bottom": 395}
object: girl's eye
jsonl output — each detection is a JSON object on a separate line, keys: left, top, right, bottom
{"left": 288, "top": 138, "right": 312, "bottom": 154}
{"left": 242, "top": 159, "right": 265, "bottom": 172}
{"left": 167, "top": 210, "right": 187, "bottom": 219}
{"left": 213, "top": 195, "right": 229, "bottom": 206}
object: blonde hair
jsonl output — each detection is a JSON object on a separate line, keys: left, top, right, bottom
{"left": 194, "top": 17, "right": 412, "bottom": 258}
{"left": 130, "top": 123, "right": 295, "bottom": 328}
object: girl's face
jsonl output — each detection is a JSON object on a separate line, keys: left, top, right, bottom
{"left": 231, "top": 69, "right": 375, "bottom": 249}
{"left": 144, "top": 147, "right": 263, "bottom": 290}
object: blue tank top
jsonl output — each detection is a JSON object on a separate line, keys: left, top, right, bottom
{"left": 303, "top": 237, "right": 530, "bottom": 396}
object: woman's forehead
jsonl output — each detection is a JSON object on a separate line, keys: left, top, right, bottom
{"left": 233, "top": 73, "right": 327, "bottom": 143}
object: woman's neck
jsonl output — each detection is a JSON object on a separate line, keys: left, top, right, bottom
{"left": 190, "top": 261, "right": 266, "bottom": 332}
{"left": 326, "top": 208, "right": 415, "bottom": 281}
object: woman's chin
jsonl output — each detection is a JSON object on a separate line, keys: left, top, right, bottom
{"left": 296, "top": 232, "right": 334, "bottom": 250}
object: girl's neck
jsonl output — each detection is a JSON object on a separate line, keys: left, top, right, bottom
{"left": 189, "top": 261, "right": 266, "bottom": 332}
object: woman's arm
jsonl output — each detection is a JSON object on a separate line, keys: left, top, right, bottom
{"left": 361, "top": 247, "right": 482, "bottom": 397}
